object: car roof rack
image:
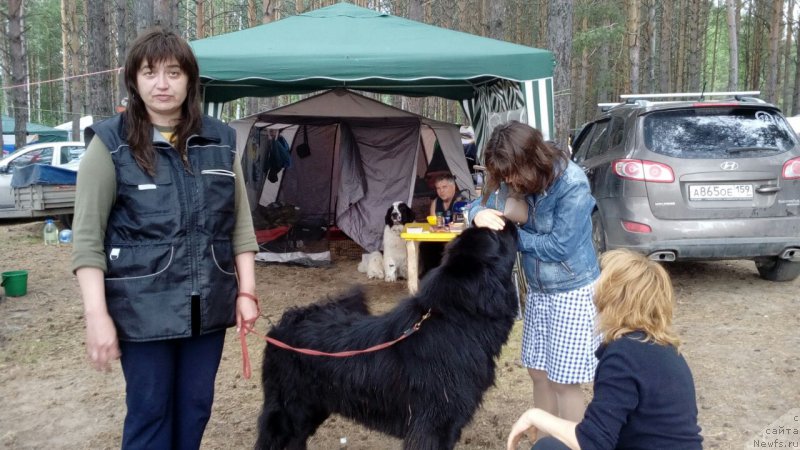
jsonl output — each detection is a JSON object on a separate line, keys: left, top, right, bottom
{"left": 598, "top": 91, "right": 763, "bottom": 111}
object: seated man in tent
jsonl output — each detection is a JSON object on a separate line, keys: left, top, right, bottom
{"left": 419, "top": 172, "right": 465, "bottom": 277}
{"left": 428, "top": 173, "right": 463, "bottom": 223}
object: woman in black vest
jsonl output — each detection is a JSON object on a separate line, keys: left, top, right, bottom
{"left": 72, "top": 29, "right": 259, "bottom": 449}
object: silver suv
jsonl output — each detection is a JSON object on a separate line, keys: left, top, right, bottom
{"left": 572, "top": 93, "right": 800, "bottom": 281}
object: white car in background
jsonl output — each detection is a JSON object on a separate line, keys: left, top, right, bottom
{"left": 0, "top": 141, "right": 85, "bottom": 210}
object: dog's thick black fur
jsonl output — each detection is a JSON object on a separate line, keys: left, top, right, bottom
{"left": 256, "top": 219, "right": 519, "bottom": 450}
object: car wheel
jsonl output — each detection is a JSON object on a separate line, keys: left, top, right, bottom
{"left": 591, "top": 210, "right": 606, "bottom": 256}
{"left": 754, "top": 257, "right": 800, "bottom": 282}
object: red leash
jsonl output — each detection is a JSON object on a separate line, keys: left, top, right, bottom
{"left": 239, "top": 309, "right": 432, "bottom": 379}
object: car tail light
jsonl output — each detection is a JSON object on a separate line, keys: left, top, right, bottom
{"left": 612, "top": 159, "right": 675, "bottom": 182}
{"left": 783, "top": 157, "right": 800, "bottom": 179}
{"left": 621, "top": 220, "right": 652, "bottom": 233}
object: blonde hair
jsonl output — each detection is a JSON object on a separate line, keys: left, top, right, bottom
{"left": 594, "top": 249, "right": 681, "bottom": 349}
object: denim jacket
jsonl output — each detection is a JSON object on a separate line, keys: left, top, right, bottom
{"left": 469, "top": 160, "right": 599, "bottom": 294}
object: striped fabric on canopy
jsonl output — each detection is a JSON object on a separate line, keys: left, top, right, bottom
{"left": 462, "top": 78, "right": 554, "bottom": 163}
{"left": 462, "top": 79, "right": 524, "bottom": 164}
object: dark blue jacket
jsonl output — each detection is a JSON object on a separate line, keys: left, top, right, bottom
{"left": 86, "top": 114, "right": 239, "bottom": 341}
{"left": 576, "top": 332, "right": 703, "bottom": 450}
{"left": 469, "top": 160, "right": 599, "bottom": 293}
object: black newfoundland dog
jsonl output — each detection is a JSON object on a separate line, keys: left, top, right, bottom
{"left": 256, "top": 219, "right": 519, "bottom": 450}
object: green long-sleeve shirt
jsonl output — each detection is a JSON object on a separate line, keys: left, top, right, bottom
{"left": 70, "top": 131, "right": 258, "bottom": 274}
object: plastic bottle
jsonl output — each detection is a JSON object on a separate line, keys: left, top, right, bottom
{"left": 58, "top": 229, "right": 73, "bottom": 244}
{"left": 44, "top": 219, "right": 59, "bottom": 245}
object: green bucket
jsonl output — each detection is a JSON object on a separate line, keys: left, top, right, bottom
{"left": 1, "top": 270, "right": 28, "bottom": 297}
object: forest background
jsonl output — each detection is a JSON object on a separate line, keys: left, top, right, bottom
{"left": 1, "top": 0, "right": 798, "bottom": 148}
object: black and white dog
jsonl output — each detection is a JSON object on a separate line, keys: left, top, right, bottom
{"left": 357, "top": 201, "right": 415, "bottom": 282}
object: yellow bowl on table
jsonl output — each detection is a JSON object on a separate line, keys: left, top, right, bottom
{"left": 426, "top": 215, "right": 438, "bottom": 225}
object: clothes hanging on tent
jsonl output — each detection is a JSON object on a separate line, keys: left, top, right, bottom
{"left": 266, "top": 133, "right": 290, "bottom": 182}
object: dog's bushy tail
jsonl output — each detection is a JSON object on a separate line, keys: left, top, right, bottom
{"left": 329, "top": 287, "right": 369, "bottom": 315}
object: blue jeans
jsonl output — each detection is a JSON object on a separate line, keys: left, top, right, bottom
{"left": 532, "top": 436, "right": 571, "bottom": 450}
{"left": 119, "top": 330, "right": 226, "bottom": 450}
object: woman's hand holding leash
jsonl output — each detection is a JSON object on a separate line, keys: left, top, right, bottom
{"left": 236, "top": 292, "right": 259, "bottom": 335}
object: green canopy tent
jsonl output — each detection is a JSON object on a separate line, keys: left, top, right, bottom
{"left": 2, "top": 115, "right": 68, "bottom": 153}
{"left": 191, "top": 2, "right": 556, "bottom": 154}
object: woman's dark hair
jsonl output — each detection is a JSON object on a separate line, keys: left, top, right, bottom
{"left": 481, "top": 121, "right": 568, "bottom": 204}
{"left": 123, "top": 28, "right": 202, "bottom": 176}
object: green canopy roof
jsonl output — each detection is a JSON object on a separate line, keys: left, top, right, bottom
{"left": 191, "top": 2, "right": 554, "bottom": 103}
{"left": 2, "top": 115, "right": 68, "bottom": 143}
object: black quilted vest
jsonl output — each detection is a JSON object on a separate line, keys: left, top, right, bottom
{"left": 85, "top": 114, "right": 238, "bottom": 341}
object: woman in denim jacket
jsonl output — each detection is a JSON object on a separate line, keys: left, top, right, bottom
{"left": 470, "top": 121, "right": 600, "bottom": 426}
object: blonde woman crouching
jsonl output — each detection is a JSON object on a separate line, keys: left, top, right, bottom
{"left": 506, "top": 249, "right": 703, "bottom": 450}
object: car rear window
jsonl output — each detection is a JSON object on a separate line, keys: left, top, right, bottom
{"left": 642, "top": 107, "right": 796, "bottom": 158}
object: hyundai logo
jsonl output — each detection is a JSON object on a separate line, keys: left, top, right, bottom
{"left": 720, "top": 161, "right": 739, "bottom": 170}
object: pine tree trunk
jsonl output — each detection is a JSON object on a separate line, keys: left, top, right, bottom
{"left": 0, "top": 22, "right": 4, "bottom": 134}
{"left": 8, "top": 0, "right": 29, "bottom": 149}
{"left": 115, "top": 0, "right": 128, "bottom": 106}
{"left": 793, "top": 24, "right": 800, "bottom": 114}
{"left": 87, "top": 0, "right": 114, "bottom": 120}
{"left": 749, "top": 0, "right": 764, "bottom": 90}
{"left": 765, "top": 0, "right": 781, "bottom": 103}
{"left": 726, "top": 0, "right": 739, "bottom": 90}
{"left": 575, "top": 15, "right": 589, "bottom": 126}
{"left": 403, "top": 0, "right": 424, "bottom": 115}
{"left": 686, "top": 0, "right": 706, "bottom": 92}
{"left": 659, "top": 1, "right": 673, "bottom": 92}
{"left": 598, "top": 14, "right": 612, "bottom": 103}
{"left": 61, "top": 0, "right": 82, "bottom": 139}
{"left": 134, "top": 0, "right": 154, "bottom": 37}
{"left": 709, "top": 5, "right": 721, "bottom": 92}
{"left": 548, "top": 0, "right": 572, "bottom": 143}
{"left": 677, "top": 0, "right": 687, "bottom": 92}
{"left": 626, "top": 0, "right": 640, "bottom": 93}
{"left": 247, "top": 0, "right": 262, "bottom": 116}
{"left": 154, "top": 0, "right": 178, "bottom": 33}
{"left": 196, "top": 0, "right": 205, "bottom": 39}
{"left": 645, "top": 0, "right": 656, "bottom": 93}
{"left": 487, "top": 0, "right": 505, "bottom": 40}
{"left": 263, "top": 0, "right": 275, "bottom": 24}
{"left": 782, "top": 0, "right": 794, "bottom": 112}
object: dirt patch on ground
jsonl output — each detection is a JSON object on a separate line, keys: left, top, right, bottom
{"left": 0, "top": 219, "right": 798, "bottom": 449}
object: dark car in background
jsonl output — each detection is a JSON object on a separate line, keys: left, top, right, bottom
{"left": 571, "top": 93, "right": 800, "bottom": 281}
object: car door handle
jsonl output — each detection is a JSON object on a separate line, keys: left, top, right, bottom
{"left": 756, "top": 185, "right": 780, "bottom": 194}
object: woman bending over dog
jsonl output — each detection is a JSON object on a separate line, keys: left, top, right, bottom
{"left": 470, "top": 121, "right": 600, "bottom": 427}
{"left": 506, "top": 249, "right": 703, "bottom": 450}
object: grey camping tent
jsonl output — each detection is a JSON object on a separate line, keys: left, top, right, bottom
{"left": 228, "top": 89, "right": 475, "bottom": 253}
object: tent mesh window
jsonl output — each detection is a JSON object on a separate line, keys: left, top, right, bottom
{"left": 329, "top": 239, "right": 364, "bottom": 261}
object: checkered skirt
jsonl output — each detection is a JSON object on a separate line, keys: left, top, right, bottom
{"left": 521, "top": 282, "right": 600, "bottom": 384}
